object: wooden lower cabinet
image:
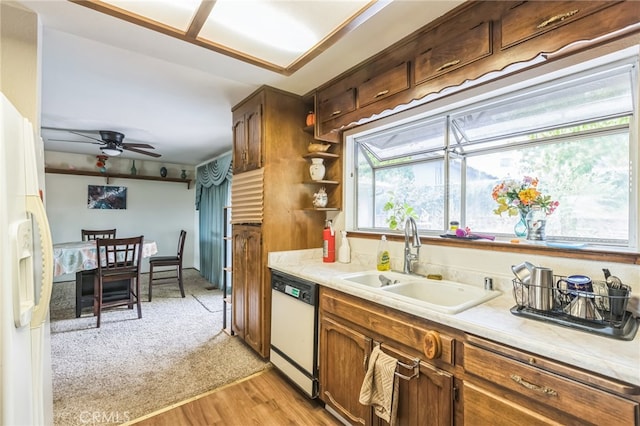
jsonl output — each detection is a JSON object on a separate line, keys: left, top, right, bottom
{"left": 231, "top": 225, "right": 263, "bottom": 353}
{"left": 320, "top": 316, "right": 372, "bottom": 425}
{"left": 318, "top": 288, "right": 640, "bottom": 426}
{"left": 463, "top": 337, "right": 640, "bottom": 426}
{"left": 463, "top": 381, "right": 559, "bottom": 426}
{"left": 376, "top": 345, "right": 454, "bottom": 426}
{"left": 319, "top": 288, "right": 457, "bottom": 426}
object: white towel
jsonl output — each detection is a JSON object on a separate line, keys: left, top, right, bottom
{"left": 358, "top": 345, "right": 399, "bottom": 425}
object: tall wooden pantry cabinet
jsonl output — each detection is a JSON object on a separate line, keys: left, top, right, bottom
{"left": 230, "top": 85, "right": 327, "bottom": 358}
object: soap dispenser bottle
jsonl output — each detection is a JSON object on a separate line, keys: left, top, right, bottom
{"left": 377, "top": 235, "right": 390, "bottom": 271}
{"left": 338, "top": 230, "right": 351, "bottom": 263}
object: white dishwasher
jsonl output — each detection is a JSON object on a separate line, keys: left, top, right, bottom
{"left": 270, "top": 270, "right": 319, "bottom": 398}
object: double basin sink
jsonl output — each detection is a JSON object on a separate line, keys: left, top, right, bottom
{"left": 333, "top": 270, "right": 500, "bottom": 314}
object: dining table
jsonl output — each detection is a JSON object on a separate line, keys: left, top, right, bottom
{"left": 53, "top": 239, "right": 158, "bottom": 277}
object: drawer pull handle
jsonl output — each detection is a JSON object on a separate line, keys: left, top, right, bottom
{"left": 436, "top": 59, "right": 460, "bottom": 72}
{"left": 331, "top": 110, "right": 342, "bottom": 116}
{"left": 375, "top": 90, "right": 389, "bottom": 98}
{"left": 510, "top": 374, "right": 558, "bottom": 396}
{"left": 537, "top": 9, "right": 579, "bottom": 29}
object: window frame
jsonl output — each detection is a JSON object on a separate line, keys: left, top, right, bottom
{"left": 344, "top": 46, "right": 640, "bottom": 251}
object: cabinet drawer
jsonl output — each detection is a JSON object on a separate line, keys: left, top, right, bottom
{"left": 465, "top": 344, "right": 638, "bottom": 425}
{"left": 358, "top": 62, "right": 409, "bottom": 108}
{"left": 415, "top": 21, "right": 492, "bottom": 85}
{"left": 317, "top": 88, "right": 356, "bottom": 124}
{"left": 321, "top": 288, "right": 456, "bottom": 366}
{"left": 500, "top": 1, "right": 617, "bottom": 49}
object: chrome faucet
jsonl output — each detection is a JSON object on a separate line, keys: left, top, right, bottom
{"left": 403, "top": 217, "right": 421, "bottom": 274}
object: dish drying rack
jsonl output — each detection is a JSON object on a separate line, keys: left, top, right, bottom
{"left": 511, "top": 275, "right": 638, "bottom": 340}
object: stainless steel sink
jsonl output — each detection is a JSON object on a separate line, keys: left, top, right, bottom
{"left": 334, "top": 271, "right": 500, "bottom": 314}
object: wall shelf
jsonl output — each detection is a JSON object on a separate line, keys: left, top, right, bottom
{"left": 304, "top": 180, "right": 339, "bottom": 185}
{"left": 45, "top": 167, "right": 192, "bottom": 189}
{"left": 303, "top": 152, "right": 339, "bottom": 160}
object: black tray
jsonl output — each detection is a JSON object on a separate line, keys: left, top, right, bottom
{"left": 510, "top": 305, "right": 639, "bottom": 341}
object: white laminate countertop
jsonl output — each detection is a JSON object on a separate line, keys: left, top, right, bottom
{"left": 268, "top": 249, "right": 640, "bottom": 388}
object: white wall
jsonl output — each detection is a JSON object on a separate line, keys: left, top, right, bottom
{"left": 45, "top": 152, "right": 197, "bottom": 281}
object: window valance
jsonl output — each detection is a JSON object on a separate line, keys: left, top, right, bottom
{"left": 195, "top": 154, "right": 232, "bottom": 210}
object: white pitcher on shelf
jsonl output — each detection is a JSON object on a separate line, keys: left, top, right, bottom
{"left": 309, "top": 158, "right": 326, "bottom": 181}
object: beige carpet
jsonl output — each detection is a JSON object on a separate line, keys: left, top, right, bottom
{"left": 49, "top": 269, "right": 269, "bottom": 426}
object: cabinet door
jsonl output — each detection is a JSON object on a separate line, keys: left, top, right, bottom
{"left": 320, "top": 315, "right": 372, "bottom": 425}
{"left": 463, "top": 382, "right": 557, "bottom": 426}
{"left": 414, "top": 21, "right": 492, "bottom": 85}
{"left": 232, "top": 114, "right": 246, "bottom": 174}
{"left": 231, "top": 227, "right": 246, "bottom": 338}
{"left": 244, "top": 103, "right": 262, "bottom": 171}
{"left": 376, "top": 346, "right": 454, "bottom": 426}
{"left": 232, "top": 96, "right": 263, "bottom": 173}
{"left": 243, "top": 227, "right": 263, "bottom": 354}
{"left": 500, "top": 1, "right": 614, "bottom": 50}
{"left": 358, "top": 62, "right": 410, "bottom": 108}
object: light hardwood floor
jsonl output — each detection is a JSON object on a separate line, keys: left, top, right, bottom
{"left": 128, "top": 367, "right": 341, "bottom": 426}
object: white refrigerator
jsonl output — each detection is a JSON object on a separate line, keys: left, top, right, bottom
{"left": 0, "top": 93, "right": 54, "bottom": 425}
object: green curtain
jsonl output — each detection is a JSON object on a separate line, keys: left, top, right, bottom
{"left": 196, "top": 154, "right": 232, "bottom": 286}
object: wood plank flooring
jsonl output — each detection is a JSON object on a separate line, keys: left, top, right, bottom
{"left": 128, "top": 367, "right": 341, "bottom": 426}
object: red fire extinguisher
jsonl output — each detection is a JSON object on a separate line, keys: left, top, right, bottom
{"left": 323, "top": 220, "right": 335, "bottom": 263}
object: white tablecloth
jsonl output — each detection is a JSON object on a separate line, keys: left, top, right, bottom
{"left": 53, "top": 239, "right": 158, "bottom": 277}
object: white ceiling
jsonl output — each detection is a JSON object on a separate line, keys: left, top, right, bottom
{"left": 18, "top": 0, "right": 464, "bottom": 165}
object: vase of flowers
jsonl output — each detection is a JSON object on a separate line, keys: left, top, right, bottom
{"left": 491, "top": 176, "right": 559, "bottom": 239}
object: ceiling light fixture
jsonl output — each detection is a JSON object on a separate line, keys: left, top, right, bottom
{"left": 209, "top": 0, "right": 317, "bottom": 53}
{"left": 101, "top": 146, "right": 123, "bottom": 157}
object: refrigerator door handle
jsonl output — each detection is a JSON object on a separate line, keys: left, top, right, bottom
{"left": 27, "top": 194, "right": 53, "bottom": 329}
{"left": 12, "top": 217, "right": 34, "bottom": 327}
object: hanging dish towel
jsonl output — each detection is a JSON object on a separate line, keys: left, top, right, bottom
{"left": 358, "top": 345, "right": 399, "bottom": 425}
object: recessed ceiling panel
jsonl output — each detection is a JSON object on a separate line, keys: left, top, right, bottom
{"left": 102, "top": 0, "right": 199, "bottom": 31}
{"left": 198, "top": 0, "right": 371, "bottom": 67}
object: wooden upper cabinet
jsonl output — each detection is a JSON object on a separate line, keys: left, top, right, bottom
{"left": 358, "top": 61, "right": 410, "bottom": 108}
{"left": 310, "top": 1, "right": 639, "bottom": 139}
{"left": 500, "top": 1, "right": 618, "bottom": 50}
{"left": 317, "top": 87, "right": 356, "bottom": 124}
{"left": 414, "top": 21, "right": 492, "bottom": 85}
{"left": 232, "top": 92, "right": 263, "bottom": 174}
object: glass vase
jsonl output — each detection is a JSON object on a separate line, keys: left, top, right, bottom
{"left": 526, "top": 206, "right": 547, "bottom": 240}
{"left": 514, "top": 212, "right": 528, "bottom": 237}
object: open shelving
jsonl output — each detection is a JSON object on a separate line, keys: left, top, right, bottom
{"left": 45, "top": 167, "right": 192, "bottom": 189}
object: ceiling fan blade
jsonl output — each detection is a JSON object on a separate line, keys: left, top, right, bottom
{"left": 69, "top": 130, "right": 106, "bottom": 143}
{"left": 122, "top": 142, "right": 155, "bottom": 149}
{"left": 123, "top": 146, "right": 161, "bottom": 158}
{"left": 47, "top": 138, "right": 103, "bottom": 145}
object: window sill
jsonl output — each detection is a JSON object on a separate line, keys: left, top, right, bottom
{"left": 349, "top": 232, "right": 639, "bottom": 265}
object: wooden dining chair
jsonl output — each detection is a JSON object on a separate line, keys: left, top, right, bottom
{"left": 75, "top": 229, "right": 117, "bottom": 317}
{"left": 148, "top": 230, "right": 186, "bottom": 301}
{"left": 94, "top": 236, "right": 144, "bottom": 328}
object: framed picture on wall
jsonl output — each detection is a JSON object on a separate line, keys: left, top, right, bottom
{"left": 87, "top": 185, "right": 127, "bottom": 209}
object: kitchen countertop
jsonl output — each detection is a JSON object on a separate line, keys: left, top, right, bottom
{"left": 268, "top": 249, "right": 640, "bottom": 388}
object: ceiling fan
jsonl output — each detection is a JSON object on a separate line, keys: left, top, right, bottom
{"left": 44, "top": 128, "right": 161, "bottom": 158}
